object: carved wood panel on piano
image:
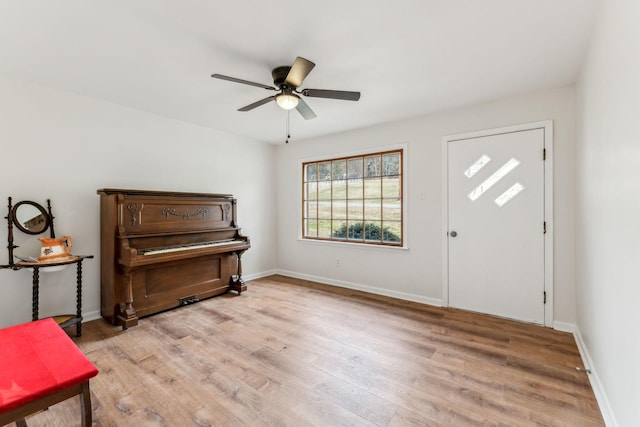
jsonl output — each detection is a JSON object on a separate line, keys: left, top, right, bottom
{"left": 97, "top": 189, "right": 250, "bottom": 329}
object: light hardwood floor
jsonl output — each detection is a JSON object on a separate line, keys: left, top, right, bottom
{"left": 18, "top": 275, "right": 604, "bottom": 426}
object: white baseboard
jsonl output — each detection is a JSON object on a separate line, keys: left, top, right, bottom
{"left": 275, "top": 269, "right": 443, "bottom": 307}
{"left": 573, "top": 326, "right": 618, "bottom": 427}
{"left": 244, "top": 269, "right": 278, "bottom": 281}
{"left": 82, "top": 309, "right": 101, "bottom": 323}
{"left": 552, "top": 320, "right": 576, "bottom": 333}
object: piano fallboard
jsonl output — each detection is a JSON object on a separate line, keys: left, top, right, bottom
{"left": 98, "top": 188, "right": 250, "bottom": 329}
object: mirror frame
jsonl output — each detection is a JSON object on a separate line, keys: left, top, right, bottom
{"left": 11, "top": 200, "right": 51, "bottom": 235}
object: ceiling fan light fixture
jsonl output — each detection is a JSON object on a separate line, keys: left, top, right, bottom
{"left": 275, "top": 93, "right": 300, "bottom": 110}
{"left": 212, "top": 57, "right": 360, "bottom": 120}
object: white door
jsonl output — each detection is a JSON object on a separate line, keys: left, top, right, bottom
{"left": 446, "top": 126, "right": 547, "bottom": 324}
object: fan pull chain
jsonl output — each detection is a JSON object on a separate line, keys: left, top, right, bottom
{"left": 285, "top": 110, "right": 291, "bottom": 143}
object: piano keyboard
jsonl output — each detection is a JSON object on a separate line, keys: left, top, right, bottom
{"left": 141, "top": 239, "right": 241, "bottom": 256}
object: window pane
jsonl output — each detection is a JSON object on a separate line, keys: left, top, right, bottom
{"left": 382, "top": 176, "right": 400, "bottom": 198}
{"left": 302, "top": 149, "right": 402, "bottom": 246}
{"left": 318, "top": 201, "right": 331, "bottom": 219}
{"left": 364, "top": 222, "right": 382, "bottom": 242}
{"left": 347, "top": 178, "right": 363, "bottom": 199}
{"left": 364, "top": 199, "right": 382, "bottom": 220}
{"left": 318, "top": 220, "right": 332, "bottom": 238}
{"left": 318, "top": 162, "right": 331, "bottom": 181}
{"left": 305, "top": 181, "right": 318, "bottom": 200}
{"left": 364, "top": 177, "right": 382, "bottom": 198}
{"left": 347, "top": 221, "right": 364, "bottom": 240}
{"left": 332, "top": 160, "right": 346, "bottom": 180}
{"left": 332, "top": 220, "right": 346, "bottom": 239}
{"left": 317, "top": 181, "right": 331, "bottom": 200}
{"left": 332, "top": 180, "right": 346, "bottom": 199}
{"left": 382, "top": 198, "right": 401, "bottom": 221}
{"left": 364, "top": 155, "right": 381, "bottom": 177}
{"left": 348, "top": 158, "right": 363, "bottom": 179}
{"left": 305, "top": 219, "right": 317, "bottom": 238}
{"left": 348, "top": 199, "right": 363, "bottom": 220}
{"left": 382, "top": 153, "right": 400, "bottom": 176}
{"left": 382, "top": 221, "right": 402, "bottom": 243}
{"left": 305, "top": 163, "right": 317, "bottom": 182}
{"left": 305, "top": 200, "right": 318, "bottom": 219}
{"left": 332, "top": 201, "right": 346, "bottom": 220}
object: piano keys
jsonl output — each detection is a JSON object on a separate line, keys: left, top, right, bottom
{"left": 140, "top": 238, "right": 240, "bottom": 256}
{"left": 97, "top": 188, "right": 250, "bottom": 329}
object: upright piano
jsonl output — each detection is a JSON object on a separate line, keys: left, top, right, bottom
{"left": 97, "top": 188, "right": 250, "bottom": 329}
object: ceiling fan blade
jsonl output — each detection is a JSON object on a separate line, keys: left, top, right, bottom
{"left": 238, "top": 95, "right": 276, "bottom": 111}
{"left": 285, "top": 57, "right": 316, "bottom": 88}
{"left": 302, "top": 89, "right": 361, "bottom": 101}
{"left": 212, "top": 74, "right": 276, "bottom": 90}
{"left": 295, "top": 98, "right": 317, "bottom": 120}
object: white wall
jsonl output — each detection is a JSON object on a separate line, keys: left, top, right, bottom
{"left": 576, "top": 0, "right": 640, "bottom": 425}
{"left": 0, "top": 75, "right": 277, "bottom": 328}
{"left": 276, "top": 86, "right": 577, "bottom": 325}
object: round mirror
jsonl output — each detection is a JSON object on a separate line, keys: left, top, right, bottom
{"left": 12, "top": 201, "right": 50, "bottom": 234}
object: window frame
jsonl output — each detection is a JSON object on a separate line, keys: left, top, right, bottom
{"left": 301, "top": 148, "right": 404, "bottom": 247}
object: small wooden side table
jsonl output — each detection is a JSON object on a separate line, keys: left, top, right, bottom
{"left": 1, "top": 255, "right": 93, "bottom": 337}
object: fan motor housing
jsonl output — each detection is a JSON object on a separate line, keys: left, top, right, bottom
{"left": 272, "top": 66, "right": 292, "bottom": 88}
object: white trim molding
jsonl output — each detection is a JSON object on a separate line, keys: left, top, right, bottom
{"left": 573, "top": 326, "right": 618, "bottom": 427}
{"left": 81, "top": 309, "right": 102, "bottom": 323}
{"left": 276, "top": 269, "right": 443, "bottom": 307}
{"left": 242, "top": 269, "right": 279, "bottom": 282}
{"left": 551, "top": 320, "right": 575, "bottom": 333}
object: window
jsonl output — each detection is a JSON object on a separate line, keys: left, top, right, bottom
{"left": 302, "top": 149, "right": 403, "bottom": 246}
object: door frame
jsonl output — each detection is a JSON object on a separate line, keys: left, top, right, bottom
{"left": 441, "top": 120, "right": 554, "bottom": 326}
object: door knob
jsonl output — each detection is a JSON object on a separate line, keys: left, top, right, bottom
{"left": 450, "top": 231, "right": 457, "bottom": 237}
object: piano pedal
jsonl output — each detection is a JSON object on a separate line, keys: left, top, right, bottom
{"left": 179, "top": 295, "right": 199, "bottom": 306}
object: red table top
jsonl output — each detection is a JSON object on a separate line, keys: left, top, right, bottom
{"left": 0, "top": 318, "right": 98, "bottom": 413}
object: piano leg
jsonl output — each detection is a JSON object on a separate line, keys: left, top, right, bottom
{"left": 229, "top": 250, "right": 247, "bottom": 294}
{"left": 230, "top": 276, "right": 246, "bottom": 294}
{"left": 117, "top": 272, "right": 139, "bottom": 329}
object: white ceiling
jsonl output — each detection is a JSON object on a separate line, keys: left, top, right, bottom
{"left": 0, "top": 1, "right": 602, "bottom": 144}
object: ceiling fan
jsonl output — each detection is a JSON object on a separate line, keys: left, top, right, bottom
{"left": 211, "top": 57, "right": 361, "bottom": 120}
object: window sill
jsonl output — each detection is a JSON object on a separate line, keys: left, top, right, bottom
{"left": 297, "top": 238, "right": 408, "bottom": 252}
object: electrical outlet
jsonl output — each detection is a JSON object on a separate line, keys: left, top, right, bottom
{"left": 336, "top": 259, "right": 340, "bottom": 267}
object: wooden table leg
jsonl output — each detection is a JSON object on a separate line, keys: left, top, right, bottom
{"left": 79, "top": 381, "right": 92, "bottom": 427}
